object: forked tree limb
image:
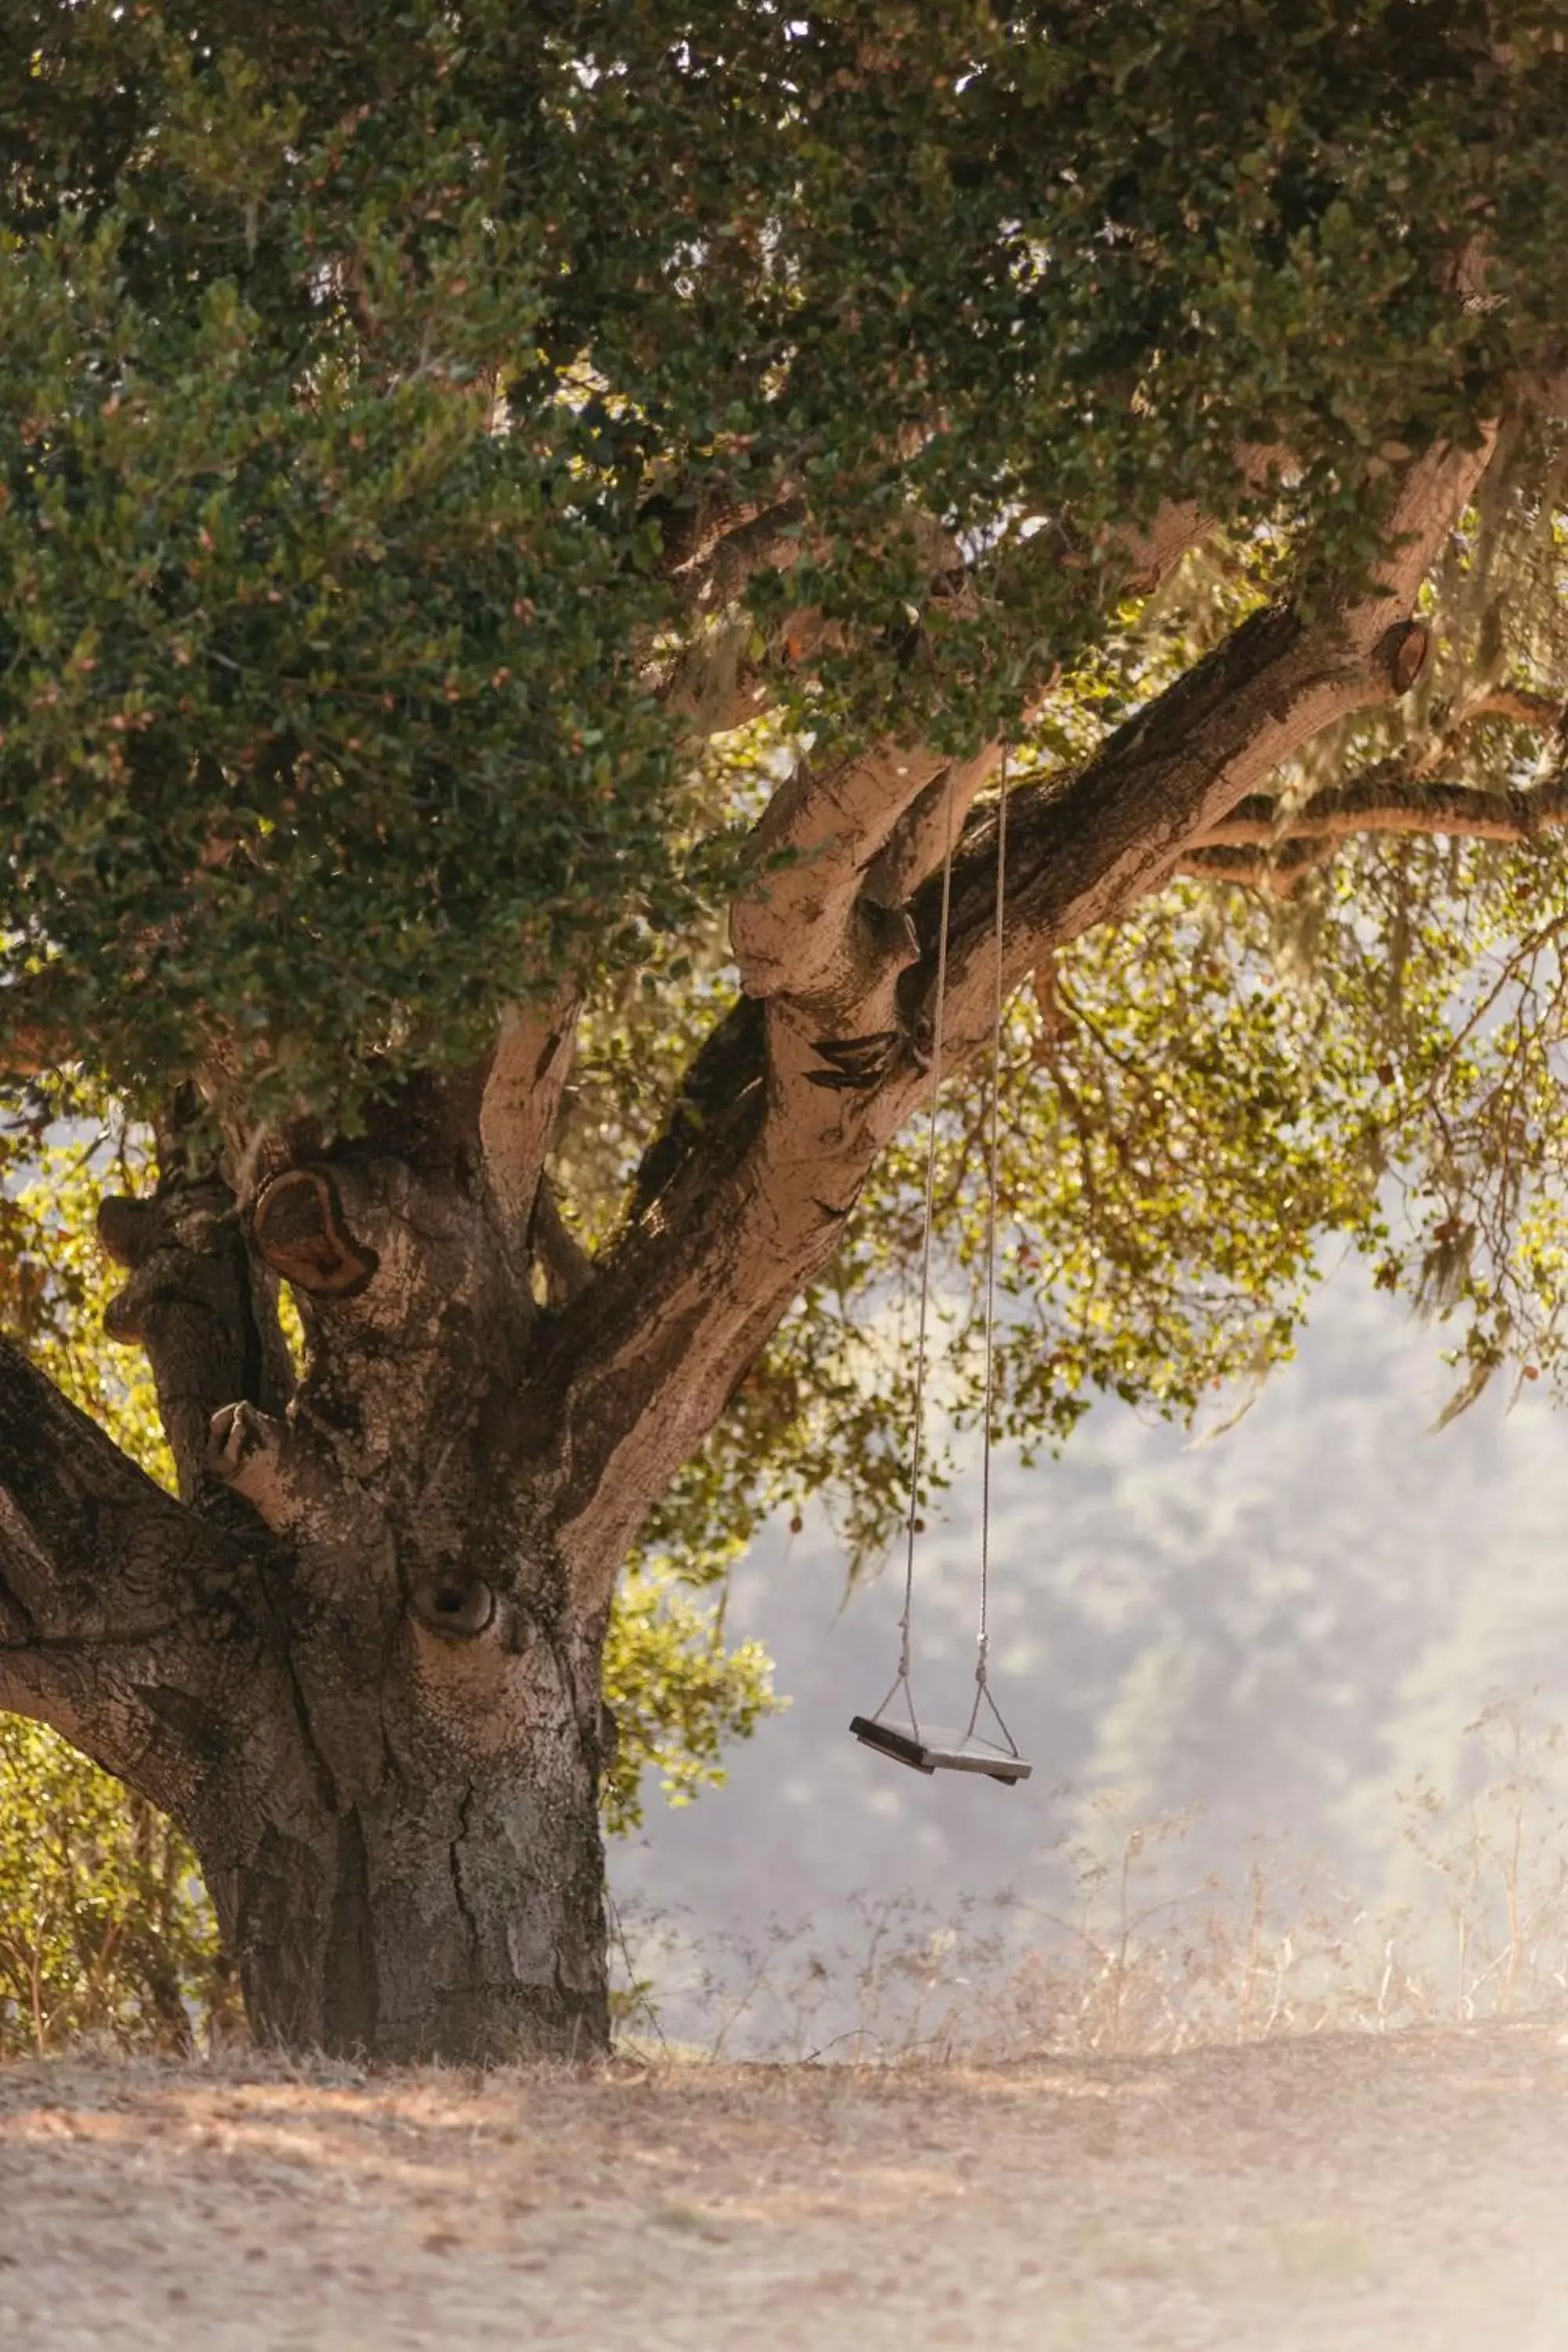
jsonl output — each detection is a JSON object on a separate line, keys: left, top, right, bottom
{"left": 730, "top": 741, "right": 953, "bottom": 998}
{"left": 863, "top": 735, "right": 1051, "bottom": 916}
{"left": 728, "top": 494, "right": 1226, "bottom": 1002}
{"left": 924, "top": 438, "right": 1492, "bottom": 1063}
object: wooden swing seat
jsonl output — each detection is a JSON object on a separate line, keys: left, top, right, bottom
{"left": 849, "top": 1715, "right": 1032, "bottom": 1784}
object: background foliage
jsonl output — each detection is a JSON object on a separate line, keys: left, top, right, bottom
{"left": 0, "top": 1713, "right": 232, "bottom": 2056}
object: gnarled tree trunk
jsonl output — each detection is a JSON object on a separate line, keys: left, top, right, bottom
{"left": 204, "top": 1617, "right": 611, "bottom": 2063}
{"left": 1, "top": 1077, "right": 623, "bottom": 2062}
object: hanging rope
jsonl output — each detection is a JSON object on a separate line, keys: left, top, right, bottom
{"left": 965, "top": 752, "right": 1021, "bottom": 1756}
{"left": 866, "top": 747, "right": 1021, "bottom": 1765}
{"left": 872, "top": 768, "right": 960, "bottom": 1739}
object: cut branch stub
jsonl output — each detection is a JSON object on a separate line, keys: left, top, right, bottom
{"left": 252, "top": 1168, "right": 379, "bottom": 1298}
{"left": 204, "top": 1399, "right": 320, "bottom": 1536}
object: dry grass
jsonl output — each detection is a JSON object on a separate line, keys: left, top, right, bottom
{"left": 7, "top": 1695, "right": 1568, "bottom": 2347}
{"left": 5, "top": 2022, "right": 1568, "bottom": 2350}
{"left": 612, "top": 1695, "right": 1568, "bottom": 2063}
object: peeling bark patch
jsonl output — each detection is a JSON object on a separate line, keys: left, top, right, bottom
{"left": 808, "top": 1029, "right": 901, "bottom": 1089}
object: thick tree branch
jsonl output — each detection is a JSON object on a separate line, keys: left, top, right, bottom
{"left": 731, "top": 741, "right": 953, "bottom": 999}
{"left": 645, "top": 482, "right": 805, "bottom": 601}
{"left": 728, "top": 490, "right": 1225, "bottom": 1005}
{"left": 535, "top": 433, "right": 1495, "bottom": 1605}
{"left": 925, "top": 438, "right": 1492, "bottom": 1061}
{"left": 477, "top": 989, "right": 582, "bottom": 1261}
{"left": 0, "top": 1332, "right": 258, "bottom": 1802}
{"left": 848, "top": 490, "right": 1249, "bottom": 915}
{"left": 862, "top": 739, "right": 1026, "bottom": 916}
{"left": 97, "top": 1174, "right": 295, "bottom": 1508}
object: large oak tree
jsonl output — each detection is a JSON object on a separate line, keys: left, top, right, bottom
{"left": 2, "top": 1, "right": 1567, "bottom": 2059}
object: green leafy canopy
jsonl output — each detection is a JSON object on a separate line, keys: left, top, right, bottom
{"left": 4, "top": 1, "right": 1566, "bottom": 1127}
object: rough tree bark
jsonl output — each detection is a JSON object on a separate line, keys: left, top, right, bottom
{"left": 3, "top": 1076, "right": 615, "bottom": 2060}
{"left": 4, "top": 416, "right": 1561, "bottom": 2063}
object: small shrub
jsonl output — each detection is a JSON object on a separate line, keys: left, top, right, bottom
{"left": 0, "top": 1717, "right": 234, "bottom": 2054}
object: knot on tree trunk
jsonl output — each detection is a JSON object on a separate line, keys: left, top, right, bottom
{"left": 98, "top": 1180, "right": 235, "bottom": 1300}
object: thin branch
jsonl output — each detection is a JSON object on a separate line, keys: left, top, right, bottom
{"left": 1175, "top": 840, "right": 1329, "bottom": 895}
{"left": 1459, "top": 686, "right": 1566, "bottom": 731}
{"left": 1197, "top": 776, "right": 1568, "bottom": 851}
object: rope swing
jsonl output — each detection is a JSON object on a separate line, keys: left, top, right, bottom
{"left": 851, "top": 755, "right": 1033, "bottom": 1788}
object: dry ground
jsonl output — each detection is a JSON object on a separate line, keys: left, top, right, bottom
{"left": 4, "top": 2022, "right": 1568, "bottom": 2350}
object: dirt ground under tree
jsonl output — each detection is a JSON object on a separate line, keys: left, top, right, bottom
{"left": 4, "top": 2021, "right": 1568, "bottom": 2350}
